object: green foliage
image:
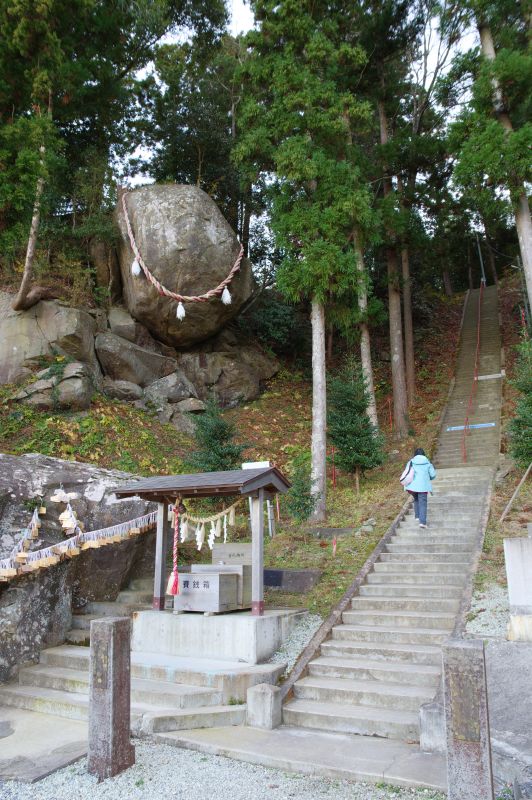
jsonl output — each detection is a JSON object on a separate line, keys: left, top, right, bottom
{"left": 509, "top": 339, "right": 532, "bottom": 468}
{"left": 239, "top": 292, "right": 310, "bottom": 357}
{"left": 284, "top": 451, "right": 317, "bottom": 523}
{"left": 187, "top": 399, "right": 247, "bottom": 473}
{"left": 328, "top": 358, "right": 386, "bottom": 477}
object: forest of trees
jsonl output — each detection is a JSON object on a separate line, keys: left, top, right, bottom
{"left": 0, "top": 0, "right": 530, "bottom": 518}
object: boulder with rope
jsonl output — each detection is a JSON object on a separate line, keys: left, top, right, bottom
{"left": 115, "top": 184, "right": 254, "bottom": 348}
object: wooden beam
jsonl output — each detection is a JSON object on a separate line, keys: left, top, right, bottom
{"left": 251, "top": 488, "right": 265, "bottom": 616}
{"left": 153, "top": 502, "right": 168, "bottom": 610}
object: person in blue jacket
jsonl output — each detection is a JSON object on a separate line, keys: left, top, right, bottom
{"left": 403, "top": 448, "right": 436, "bottom": 528}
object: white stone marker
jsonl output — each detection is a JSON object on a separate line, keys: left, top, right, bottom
{"left": 504, "top": 538, "right": 532, "bottom": 641}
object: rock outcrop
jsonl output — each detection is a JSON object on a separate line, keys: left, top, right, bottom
{"left": 0, "top": 454, "right": 155, "bottom": 682}
{"left": 0, "top": 292, "right": 101, "bottom": 385}
{"left": 14, "top": 362, "right": 93, "bottom": 411}
{"left": 115, "top": 184, "right": 254, "bottom": 348}
{"left": 95, "top": 332, "right": 179, "bottom": 387}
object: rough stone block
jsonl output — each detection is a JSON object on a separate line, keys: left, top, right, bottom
{"left": 419, "top": 698, "right": 446, "bottom": 754}
{"left": 263, "top": 568, "right": 322, "bottom": 593}
{"left": 88, "top": 617, "right": 135, "bottom": 780}
{"left": 246, "top": 683, "right": 281, "bottom": 729}
{"left": 443, "top": 638, "right": 494, "bottom": 800}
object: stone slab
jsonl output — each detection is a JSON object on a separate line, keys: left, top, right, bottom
{"left": 504, "top": 539, "right": 532, "bottom": 614}
{"left": 154, "top": 726, "right": 447, "bottom": 790}
{"left": 0, "top": 706, "right": 87, "bottom": 782}
{"left": 264, "top": 568, "right": 322, "bottom": 593}
{"left": 131, "top": 609, "right": 305, "bottom": 665}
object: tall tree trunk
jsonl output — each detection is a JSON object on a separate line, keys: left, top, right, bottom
{"left": 400, "top": 245, "right": 416, "bottom": 405}
{"left": 378, "top": 100, "right": 409, "bottom": 438}
{"left": 467, "top": 241, "right": 474, "bottom": 289}
{"left": 327, "top": 323, "right": 333, "bottom": 363}
{"left": 310, "top": 299, "right": 327, "bottom": 522}
{"left": 353, "top": 233, "right": 379, "bottom": 428}
{"left": 482, "top": 219, "right": 499, "bottom": 285}
{"left": 478, "top": 22, "right": 532, "bottom": 307}
{"left": 442, "top": 269, "right": 453, "bottom": 297}
{"left": 12, "top": 145, "right": 46, "bottom": 312}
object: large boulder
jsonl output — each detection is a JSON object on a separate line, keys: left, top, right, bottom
{"left": 95, "top": 332, "right": 178, "bottom": 387}
{"left": 177, "top": 333, "right": 279, "bottom": 407}
{"left": 0, "top": 292, "right": 101, "bottom": 385}
{"left": 14, "top": 362, "right": 93, "bottom": 410}
{"left": 115, "top": 184, "right": 254, "bottom": 348}
{"left": 107, "top": 305, "right": 176, "bottom": 357}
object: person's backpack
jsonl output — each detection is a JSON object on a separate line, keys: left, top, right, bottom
{"left": 400, "top": 461, "right": 415, "bottom": 487}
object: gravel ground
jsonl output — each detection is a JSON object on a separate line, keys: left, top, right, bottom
{"left": 466, "top": 583, "right": 510, "bottom": 638}
{"left": 0, "top": 741, "right": 446, "bottom": 800}
{"left": 269, "top": 613, "right": 323, "bottom": 675}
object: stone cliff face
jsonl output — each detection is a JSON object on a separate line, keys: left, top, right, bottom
{"left": 0, "top": 454, "right": 155, "bottom": 682}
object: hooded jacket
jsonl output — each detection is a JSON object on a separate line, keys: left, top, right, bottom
{"left": 403, "top": 454, "right": 436, "bottom": 493}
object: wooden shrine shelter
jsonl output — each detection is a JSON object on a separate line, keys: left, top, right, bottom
{"left": 115, "top": 466, "right": 290, "bottom": 616}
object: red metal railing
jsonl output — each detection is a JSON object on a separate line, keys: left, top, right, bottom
{"left": 462, "top": 283, "right": 484, "bottom": 462}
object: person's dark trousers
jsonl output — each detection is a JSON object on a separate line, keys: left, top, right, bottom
{"left": 408, "top": 491, "right": 428, "bottom": 525}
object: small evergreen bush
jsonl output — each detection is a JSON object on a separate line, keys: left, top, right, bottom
{"left": 284, "top": 451, "right": 317, "bottom": 523}
{"left": 186, "top": 399, "right": 247, "bottom": 473}
{"left": 328, "top": 357, "right": 386, "bottom": 491}
{"left": 509, "top": 339, "right": 532, "bottom": 468}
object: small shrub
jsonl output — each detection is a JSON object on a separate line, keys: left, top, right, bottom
{"left": 186, "top": 399, "right": 247, "bottom": 473}
{"left": 284, "top": 451, "right": 317, "bottom": 523}
{"left": 509, "top": 339, "right": 532, "bottom": 468}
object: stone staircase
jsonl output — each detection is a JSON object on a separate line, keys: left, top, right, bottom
{"left": 435, "top": 285, "right": 501, "bottom": 467}
{"left": 65, "top": 576, "right": 155, "bottom": 646}
{"left": 282, "top": 467, "right": 492, "bottom": 742}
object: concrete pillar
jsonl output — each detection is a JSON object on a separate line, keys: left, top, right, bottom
{"left": 246, "top": 683, "right": 281, "bottom": 729}
{"left": 505, "top": 538, "right": 532, "bottom": 641}
{"left": 153, "top": 501, "right": 168, "bottom": 610}
{"left": 251, "top": 489, "right": 265, "bottom": 616}
{"left": 443, "top": 639, "right": 494, "bottom": 800}
{"left": 88, "top": 617, "right": 135, "bottom": 780}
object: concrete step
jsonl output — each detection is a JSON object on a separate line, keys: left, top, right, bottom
{"left": 320, "top": 639, "right": 442, "bottom": 665}
{"left": 83, "top": 601, "right": 149, "bottom": 616}
{"left": 359, "top": 583, "right": 462, "bottom": 598}
{"left": 116, "top": 590, "right": 153, "bottom": 604}
{"left": 64, "top": 629, "right": 90, "bottom": 646}
{"left": 391, "top": 537, "right": 475, "bottom": 547}
{"left": 71, "top": 615, "right": 101, "bottom": 631}
{"left": 136, "top": 704, "right": 246, "bottom": 734}
{"left": 342, "top": 610, "right": 455, "bottom": 630}
{"left": 283, "top": 698, "right": 419, "bottom": 740}
{"left": 293, "top": 675, "right": 434, "bottom": 712}
{"left": 351, "top": 596, "right": 460, "bottom": 613}
{"left": 373, "top": 562, "right": 469, "bottom": 574}
{"left": 366, "top": 572, "right": 466, "bottom": 586}
{"left": 128, "top": 578, "right": 153, "bottom": 591}
{"left": 398, "top": 522, "right": 478, "bottom": 531}
{"left": 17, "top": 665, "right": 222, "bottom": 708}
{"left": 386, "top": 543, "right": 474, "bottom": 554}
{"left": 307, "top": 655, "right": 441, "bottom": 686}
{"left": 331, "top": 624, "right": 449, "bottom": 646}
{"left": 379, "top": 552, "right": 470, "bottom": 564}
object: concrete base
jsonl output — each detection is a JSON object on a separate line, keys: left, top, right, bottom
{"left": 508, "top": 615, "right": 532, "bottom": 642}
{"left": 246, "top": 684, "right": 281, "bottom": 729}
{"left": 154, "top": 726, "right": 447, "bottom": 790}
{"left": 131, "top": 609, "right": 305, "bottom": 665}
{"left": 0, "top": 706, "right": 87, "bottom": 782}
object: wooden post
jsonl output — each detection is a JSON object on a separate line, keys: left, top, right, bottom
{"left": 153, "top": 502, "right": 168, "bottom": 610}
{"left": 251, "top": 489, "right": 265, "bottom": 616}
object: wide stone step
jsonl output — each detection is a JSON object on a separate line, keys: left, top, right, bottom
{"left": 71, "top": 614, "right": 101, "bottom": 631}
{"left": 293, "top": 675, "right": 434, "bottom": 711}
{"left": 308, "top": 655, "right": 441, "bottom": 686}
{"left": 117, "top": 590, "right": 153, "bottom": 604}
{"left": 379, "top": 552, "right": 469, "bottom": 564}
{"left": 398, "top": 522, "right": 478, "bottom": 531}
{"left": 373, "top": 562, "right": 469, "bottom": 574}
{"left": 320, "top": 639, "right": 442, "bottom": 665}
{"left": 342, "top": 610, "right": 455, "bottom": 630}
{"left": 386, "top": 543, "right": 474, "bottom": 554}
{"left": 351, "top": 596, "right": 460, "bottom": 613}
{"left": 128, "top": 577, "right": 153, "bottom": 591}
{"left": 367, "top": 572, "right": 466, "bottom": 586}
{"left": 283, "top": 699, "right": 419, "bottom": 740}
{"left": 83, "top": 601, "right": 149, "bottom": 616}
{"left": 17, "top": 665, "right": 222, "bottom": 708}
{"left": 136, "top": 704, "right": 246, "bottom": 734}
{"left": 64, "top": 629, "right": 90, "bottom": 646}
{"left": 391, "top": 536, "right": 475, "bottom": 547}
{"left": 359, "top": 583, "right": 461, "bottom": 598}
{"left": 331, "top": 624, "right": 449, "bottom": 646}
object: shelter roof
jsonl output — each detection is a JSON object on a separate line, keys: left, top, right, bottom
{"left": 113, "top": 466, "right": 290, "bottom": 502}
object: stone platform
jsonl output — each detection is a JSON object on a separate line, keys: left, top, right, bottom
{"left": 131, "top": 608, "right": 305, "bottom": 665}
{"left": 155, "top": 726, "right": 447, "bottom": 790}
